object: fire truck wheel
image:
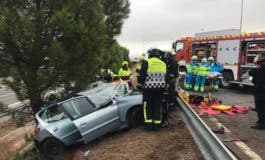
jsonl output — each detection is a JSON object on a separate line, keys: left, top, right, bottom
{"left": 221, "top": 72, "right": 234, "bottom": 89}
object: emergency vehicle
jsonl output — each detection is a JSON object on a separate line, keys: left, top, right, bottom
{"left": 173, "top": 29, "right": 265, "bottom": 88}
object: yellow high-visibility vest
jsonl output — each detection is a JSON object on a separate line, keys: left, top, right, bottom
{"left": 144, "top": 57, "right": 166, "bottom": 89}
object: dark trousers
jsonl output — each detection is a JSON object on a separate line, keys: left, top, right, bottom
{"left": 254, "top": 94, "right": 265, "bottom": 124}
{"left": 143, "top": 89, "right": 163, "bottom": 127}
{"left": 167, "top": 78, "right": 177, "bottom": 105}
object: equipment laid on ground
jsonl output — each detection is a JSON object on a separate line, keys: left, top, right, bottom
{"left": 173, "top": 29, "right": 265, "bottom": 88}
{"left": 178, "top": 89, "right": 249, "bottom": 116}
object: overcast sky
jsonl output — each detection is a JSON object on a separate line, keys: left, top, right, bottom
{"left": 117, "top": 0, "right": 265, "bottom": 58}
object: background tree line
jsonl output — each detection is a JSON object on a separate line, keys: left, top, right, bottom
{"left": 0, "top": 0, "right": 130, "bottom": 114}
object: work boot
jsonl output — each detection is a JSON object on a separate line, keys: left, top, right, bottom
{"left": 153, "top": 124, "right": 161, "bottom": 131}
{"left": 251, "top": 108, "right": 257, "bottom": 112}
{"left": 251, "top": 122, "right": 265, "bottom": 130}
{"left": 144, "top": 124, "right": 153, "bottom": 131}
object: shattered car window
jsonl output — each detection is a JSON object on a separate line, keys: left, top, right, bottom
{"left": 62, "top": 100, "right": 81, "bottom": 119}
{"left": 116, "top": 83, "right": 128, "bottom": 97}
{"left": 39, "top": 105, "right": 69, "bottom": 123}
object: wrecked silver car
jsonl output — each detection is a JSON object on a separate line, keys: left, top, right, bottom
{"left": 34, "top": 82, "right": 143, "bottom": 155}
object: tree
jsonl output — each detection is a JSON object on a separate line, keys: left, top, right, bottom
{"left": 0, "top": 0, "right": 130, "bottom": 114}
{"left": 101, "top": 0, "right": 130, "bottom": 39}
{"left": 107, "top": 41, "right": 130, "bottom": 73}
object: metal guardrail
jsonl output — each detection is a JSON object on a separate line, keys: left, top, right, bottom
{"left": 0, "top": 101, "right": 30, "bottom": 118}
{"left": 176, "top": 96, "right": 238, "bottom": 160}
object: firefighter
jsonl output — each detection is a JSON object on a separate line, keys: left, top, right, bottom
{"left": 185, "top": 55, "right": 198, "bottom": 90}
{"left": 163, "top": 52, "right": 178, "bottom": 101}
{"left": 249, "top": 54, "right": 265, "bottom": 130}
{"left": 161, "top": 51, "right": 179, "bottom": 127}
{"left": 118, "top": 61, "right": 132, "bottom": 80}
{"left": 194, "top": 58, "right": 210, "bottom": 92}
{"left": 136, "top": 56, "right": 145, "bottom": 75}
{"left": 138, "top": 48, "right": 167, "bottom": 131}
{"left": 207, "top": 57, "right": 224, "bottom": 91}
{"left": 136, "top": 56, "right": 146, "bottom": 91}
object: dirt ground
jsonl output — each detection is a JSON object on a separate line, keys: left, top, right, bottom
{"left": 0, "top": 120, "right": 34, "bottom": 160}
{"left": 26, "top": 112, "right": 203, "bottom": 160}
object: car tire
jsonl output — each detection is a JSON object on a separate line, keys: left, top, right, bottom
{"left": 42, "top": 138, "right": 64, "bottom": 156}
{"left": 128, "top": 108, "right": 143, "bottom": 128}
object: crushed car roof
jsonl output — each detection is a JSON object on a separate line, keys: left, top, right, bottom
{"left": 78, "top": 82, "right": 124, "bottom": 107}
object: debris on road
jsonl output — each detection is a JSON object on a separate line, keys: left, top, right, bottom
{"left": 83, "top": 150, "right": 91, "bottom": 157}
{"left": 212, "top": 125, "right": 225, "bottom": 134}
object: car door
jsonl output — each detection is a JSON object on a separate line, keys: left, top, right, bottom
{"left": 61, "top": 97, "right": 121, "bottom": 144}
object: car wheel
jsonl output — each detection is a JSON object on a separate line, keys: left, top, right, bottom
{"left": 42, "top": 138, "right": 64, "bottom": 156}
{"left": 128, "top": 108, "right": 143, "bottom": 128}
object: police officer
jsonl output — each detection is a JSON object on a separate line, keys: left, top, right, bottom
{"left": 249, "top": 54, "right": 265, "bottom": 130}
{"left": 138, "top": 48, "right": 167, "bottom": 131}
{"left": 185, "top": 56, "right": 198, "bottom": 90}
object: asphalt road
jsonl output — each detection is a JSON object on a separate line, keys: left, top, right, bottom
{"left": 0, "top": 86, "right": 19, "bottom": 106}
{"left": 0, "top": 85, "right": 29, "bottom": 122}
{"left": 191, "top": 88, "right": 265, "bottom": 159}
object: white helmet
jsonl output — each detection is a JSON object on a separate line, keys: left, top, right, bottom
{"left": 191, "top": 55, "right": 198, "bottom": 60}
{"left": 202, "top": 58, "right": 207, "bottom": 63}
{"left": 208, "top": 57, "right": 214, "bottom": 61}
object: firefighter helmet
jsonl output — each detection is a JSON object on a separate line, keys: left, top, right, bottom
{"left": 148, "top": 48, "right": 162, "bottom": 58}
{"left": 122, "top": 61, "right": 129, "bottom": 66}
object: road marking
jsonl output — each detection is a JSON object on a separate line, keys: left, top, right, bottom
{"left": 234, "top": 141, "right": 262, "bottom": 160}
{"left": 8, "top": 102, "right": 22, "bottom": 107}
{"left": 0, "top": 93, "right": 15, "bottom": 98}
{"left": 209, "top": 117, "right": 262, "bottom": 160}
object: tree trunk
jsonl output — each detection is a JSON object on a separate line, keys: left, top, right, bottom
{"left": 29, "top": 92, "right": 42, "bottom": 115}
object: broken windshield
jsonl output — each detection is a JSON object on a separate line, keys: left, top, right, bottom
{"left": 78, "top": 83, "right": 120, "bottom": 107}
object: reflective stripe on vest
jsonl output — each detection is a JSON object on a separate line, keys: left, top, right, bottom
{"left": 144, "top": 58, "right": 166, "bottom": 89}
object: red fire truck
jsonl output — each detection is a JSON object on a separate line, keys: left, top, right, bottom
{"left": 172, "top": 29, "right": 265, "bottom": 88}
